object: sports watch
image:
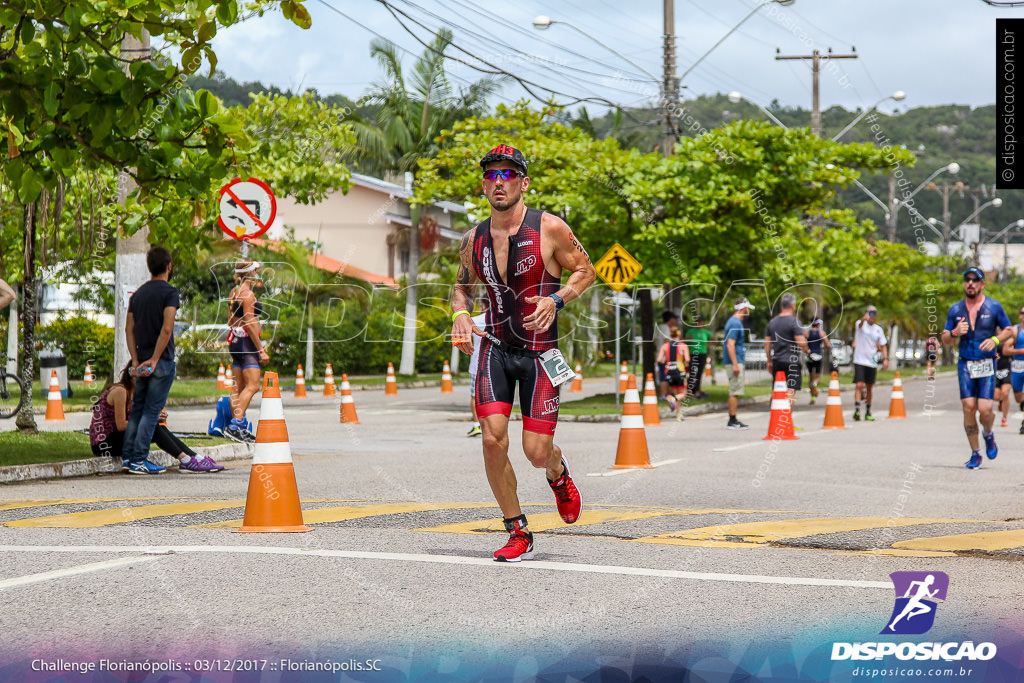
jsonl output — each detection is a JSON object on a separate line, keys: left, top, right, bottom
{"left": 549, "top": 294, "right": 565, "bottom": 311}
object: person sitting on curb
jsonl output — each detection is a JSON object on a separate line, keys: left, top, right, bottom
{"left": 90, "top": 363, "right": 224, "bottom": 473}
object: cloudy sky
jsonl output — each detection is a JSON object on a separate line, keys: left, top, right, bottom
{"left": 201, "top": 0, "right": 1016, "bottom": 114}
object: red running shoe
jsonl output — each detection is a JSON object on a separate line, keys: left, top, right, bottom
{"left": 494, "top": 529, "right": 534, "bottom": 562}
{"left": 549, "top": 457, "right": 582, "bottom": 524}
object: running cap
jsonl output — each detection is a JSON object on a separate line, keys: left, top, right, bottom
{"left": 235, "top": 261, "right": 260, "bottom": 274}
{"left": 963, "top": 267, "right": 985, "bottom": 281}
{"left": 734, "top": 298, "right": 755, "bottom": 311}
{"left": 479, "top": 144, "right": 529, "bottom": 175}
{"left": 811, "top": 318, "right": 823, "bottom": 325}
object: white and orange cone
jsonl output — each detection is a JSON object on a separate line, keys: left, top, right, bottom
{"left": 619, "top": 361, "right": 628, "bottom": 394}
{"left": 888, "top": 371, "right": 907, "bottom": 419}
{"left": 323, "top": 363, "right": 336, "bottom": 397}
{"left": 570, "top": 363, "right": 583, "bottom": 393}
{"left": 705, "top": 357, "right": 712, "bottom": 379}
{"left": 224, "top": 366, "right": 234, "bottom": 390}
{"left": 441, "top": 361, "right": 453, "bottom": 394}
{"left": 385, "top": 362, "right": 398, "bottom": 396}
{"left": 83, "top": 362, "right": 95, "bottom": 387}
{"left": 236, "top": 372, "right": 312, "bottom": 534}
{"left": 822, "top": 371, "right": 846, "bottom": 429}
{"left": 612, "top": 374, "right": 653, "bottom": 469}
{"left": 294, "top": 364, "right": 307, "bottom": 398}
{"left": 44, "top": 369, "right": 65, "bottom": 422}
{"left": 763, "top": 371, "right": 797, "bottom": 440}
{"left": 216, "top": 363, "right": 226, "bottom": 391}
{"left": 642, "top": 372, "right": 661, "bottom": 426}
{"left": 340, "top": 373, "right": 359, "bottom": 424}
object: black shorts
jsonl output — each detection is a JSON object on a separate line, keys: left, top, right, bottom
{"left": 806, "top": 360, "right": 822, "bottom": 374}
{"left": 853, "top": 364, "right": 877, "bottom": 385}
{"left": 474, "top": 338, "right": 559, "bottom": 435}
{"left": 772, "top": 359, "right": 802, "bottom": 391}
{"left": 996, "top": 368, "right": 1011, "bottom": 388}
{"left": 229, "top": 334, "right": 260, "bottom": 369}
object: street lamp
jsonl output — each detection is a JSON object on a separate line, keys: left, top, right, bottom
{"left": 831, "top": 91, "right": 906, "bottom": 142}
{"left": 531, "top": 16, "right": 660, "bottom": 82}
{"left": 956, "top": 197, "right": 1003, "bottom": 230}
{"left": 988, "top": 219, "right": 1024, "bottom": 275}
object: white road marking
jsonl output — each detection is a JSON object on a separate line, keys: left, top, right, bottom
{"left": 711, "top": 428, "right": 829, "bottom": 452}
{"left": 586, "top": 458, "right": 682, "bottom": 477}
{"left": 0, "top": 555, "right": 160, "bottom": 591}
{"left": 0, "top": 545, "right": 890, "bottom": 590}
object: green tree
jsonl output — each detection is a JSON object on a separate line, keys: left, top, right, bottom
{"left": 356, "top": 28, "right": 501, "bottom": 375}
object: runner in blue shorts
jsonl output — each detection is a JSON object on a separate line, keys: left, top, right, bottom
{"left": 999, "top": 304, "right": 1024, "bottom": 434}
{"left": 942, "top": 267, "right": 1013, "bottom": 469}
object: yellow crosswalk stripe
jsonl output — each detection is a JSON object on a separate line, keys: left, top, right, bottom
{"left": 634, "top": 517, "right": 970, "bottom": 548}
{"left": 6, "top": 502, "right": 247, "bottom": 528}
{"left": 893, "top": 529, "right": 1024, "bottom": 552}
{"left": 193, "top": 502, "right": 499, "bottom": 529}
{"left": 418, "top": 507, "right": 767, "bottom": 535}
{"left": 0, "top": 498, "right": 166, "bottom": 511}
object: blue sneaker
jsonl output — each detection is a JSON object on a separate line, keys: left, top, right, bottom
{"left": 983, "top": 431, "right": 998, "bottom": 460}
{"left": 126, "top": 459, "right": 166, "bottom": 475}
{"left": 121, "top": 458, "right": 130, "bottom": 472}
{"left": 965, "top": 451, "right": 983, "bottom": 469}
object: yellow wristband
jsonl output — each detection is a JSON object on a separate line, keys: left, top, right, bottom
{"left": 452, "top": 309, "right": 470, "bottom": 323}
{"left": 992, "top": 336, "right": 1000, "bottom": 345}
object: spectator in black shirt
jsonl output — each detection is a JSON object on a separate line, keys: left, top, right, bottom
{"left": 765, "top": 293, "right": 810, "bottom": 410}
{"left": 122, "top": 246, "right": 180, "bottom": 475}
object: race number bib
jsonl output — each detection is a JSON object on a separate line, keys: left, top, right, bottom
{"left": 538, "top": 349, "right": 576, "bottom": 387}
{"left": 966, "top": 359, "right": 994, "bottom": 379}
{"left": 1012, "top": 359, "right": 1024, "bottom": 374}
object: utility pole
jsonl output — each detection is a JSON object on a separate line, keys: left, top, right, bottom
{"left": 775, "top": 48, "right": 858, "bottom": 137}
{"left": 113, "top": 31, "right": 151, "bottom": 379}
{"left": 661, "top": 0, "right": 677, "bottom": 158}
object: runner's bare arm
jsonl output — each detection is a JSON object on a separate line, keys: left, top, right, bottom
{"left": 241, "top": 290, "right": 264, "bottom": 353}
{"left": 451, "top": 231, "right": 483, "bottom": 355}
{"left": 980, "top": 326, "right": 1014, "bottom": 352}
{"left": 0, "top": 278, "right": 14, "bottom": 310}
{"left": 524, "top": 215, "right": 596, "bottom": 332}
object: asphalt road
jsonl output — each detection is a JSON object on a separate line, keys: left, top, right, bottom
{"left": 1, "top": 373, "right": 1022, "bottom": 681}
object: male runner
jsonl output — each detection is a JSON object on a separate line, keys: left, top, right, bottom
{"left": 805, "top": 319, "right": 831, "bottom": 405}
{"left": 942, "top": 267, "right": 1013, "bottom": 469}
{"left": 451, "top": 145, "right": 596, "bottom": 562}
{"left": 851, "top": 305, "right": 888, "bottom": 421}
{"left": 999, "top": 304, "right": 1024, "bottom": 434}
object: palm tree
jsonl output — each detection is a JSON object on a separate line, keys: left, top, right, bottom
{"left": 357, "top": 29, "right": 502, "bottom": 375}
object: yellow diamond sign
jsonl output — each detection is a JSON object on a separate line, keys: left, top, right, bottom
{"left": 595, "top": 243, "right": 643, "bottom": 292}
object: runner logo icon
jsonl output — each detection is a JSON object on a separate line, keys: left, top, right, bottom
{"left": 881, "top": 571, "right": 949, "bottom": 635}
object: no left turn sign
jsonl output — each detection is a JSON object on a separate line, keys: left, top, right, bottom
{"left": 217, "top": 177, "right": 277, "bottom": 241}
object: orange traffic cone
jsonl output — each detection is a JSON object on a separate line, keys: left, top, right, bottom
{"left": 570, "top": 363, "right": 583, "bottom": 393}
{"left": 763, "top": 371, "right": 797, "bottom": 440}
{"left": 323, "top": 363, "right": 336, "bottom": 397}
{"left": 216, "top": 363, "right": 226, "bottom": 391}
{"left": 642, "top": 372, "right": 661, "bottom": 426}
{"left": 888, "top": 371, "right": 907, "bottom": 418}
{"left": 441, "top": 361, "right": 453, "bottom": 393}
{"left": 83, "top": 362, "right": 95, "bottom": 386}
{"left": 236, "top": 372, "right": 312, "bottom": 534}
{"left": 224, "top": 366, "right": 234, "bottom": 390}
{"left": 705, "top": 357, "right": 712, "bottom": 378}
{"left": 44, "top": 369, "right": 65, "bottom": 422}
{"left": 822, "top": 371, "right": 846, "bottom": 429}
{"left": 294, "top": 364, "right": 307, "bottom": 398}
{"left": 340, "top": 373, "right": 359, "bottom": 424}
{"left": 612, "top": 374, "right": 653, "bottom": 468}
{"left": 619, "top": 361, "right": 628, "bottom": 394}
{"left": 385, "top": 362, "right": 398, "bottom": 396}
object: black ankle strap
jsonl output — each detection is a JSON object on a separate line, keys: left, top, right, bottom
{"left": 503, "top": 514, "right": 527, "bottom": 532}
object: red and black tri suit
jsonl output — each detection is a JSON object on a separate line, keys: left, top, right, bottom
{"left": 472, "top": 207, "right": 562, "bottom": 435}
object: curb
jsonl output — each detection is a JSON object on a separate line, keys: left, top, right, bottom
{"left": 31, "top": 395, "right": 220, "bottom": 415}
{"left": 0, "top": 442, "right": 253, "bottom": 484}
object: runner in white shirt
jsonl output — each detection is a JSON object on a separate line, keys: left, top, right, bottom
{"left": 466, "top": 300, "right": 488, "bottom": 437}
{"left": 851, "top": 305, "right": 889, "bottom": 421}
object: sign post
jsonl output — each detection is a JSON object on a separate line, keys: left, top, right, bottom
{"left": 595, "top": 244, "right": 643, "bottom": 406}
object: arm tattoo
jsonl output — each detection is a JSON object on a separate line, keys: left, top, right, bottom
{"left": 457, "top": 233, "right": 474, "bottom": 285}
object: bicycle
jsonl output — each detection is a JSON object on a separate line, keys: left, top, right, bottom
{"left": 0, "top": 357, "right": 27, "bottom": 419}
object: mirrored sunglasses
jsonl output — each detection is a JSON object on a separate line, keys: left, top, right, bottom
{"left": 483, "top": 169, "right": 523, "bottom": 181}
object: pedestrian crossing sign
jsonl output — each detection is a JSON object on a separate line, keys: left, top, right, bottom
{"left": 595, "top": 243, "right": 643, "bottom": 292}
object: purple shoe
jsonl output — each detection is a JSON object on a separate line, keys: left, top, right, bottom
{"left": 179, "top": 456, "right": 222, "bottom": 473}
